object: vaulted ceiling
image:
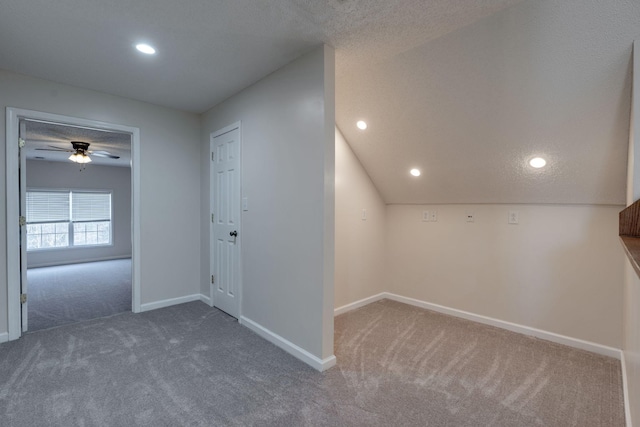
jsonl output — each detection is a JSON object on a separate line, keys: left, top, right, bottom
{"left": 1, "top": 0, "right": 638, "bottom": 204}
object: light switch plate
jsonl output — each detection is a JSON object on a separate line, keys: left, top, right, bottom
{"left": 508, "top": 210, "right": 519, "bottom": 224}
{"left": 422, "top": 211, "right": 430, "bottom": 222}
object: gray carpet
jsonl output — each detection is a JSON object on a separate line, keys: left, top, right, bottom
{"left": 27, "top": 259, "right": 132, "bottom": 332}
{"left": 0, "top": 299, "right": 624, "bottom": 426}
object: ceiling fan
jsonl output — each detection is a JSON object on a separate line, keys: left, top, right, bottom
{"left": 35, "top": 141, "right": 120, "bottom": 164}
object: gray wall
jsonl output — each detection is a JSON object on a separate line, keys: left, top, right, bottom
{"left": 26, "top": 160, "right": 131, "bottom": 268}
{"left": 201, "top": 46, "right": 335, "bottom": 361}
{"left": 0, "top": 69, "right": 202, "bottom": 336}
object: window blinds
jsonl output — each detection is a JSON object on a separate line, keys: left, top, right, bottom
{"left": 26, "top": 191, "right": 111, "bottom": 223}
{"left": 71, "top": 192, "right": 111, "bottom": 222}
{"left": 26, "top": 191, "right": 70, "bottom": 223}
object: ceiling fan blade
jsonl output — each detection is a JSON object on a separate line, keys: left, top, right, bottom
{"left": 90, "top": 151, "right": 120, "bottom": 159}
{"left": 48, "top": 144, "right": 72, "bottom": 150}
{"left": 34, "top": 146, "right": 73, "bottom": 152}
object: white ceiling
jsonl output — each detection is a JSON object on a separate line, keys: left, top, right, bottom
{"left": 1, "top": 0, "right": 638, "bottom": 204}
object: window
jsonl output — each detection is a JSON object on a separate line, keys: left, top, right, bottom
{"left": 26, "top": 190, "right": 112, "bottom": 251}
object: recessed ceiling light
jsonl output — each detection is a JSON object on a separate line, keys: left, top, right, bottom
{"left": 410, "top": 168, "right": 421, "bottom": 177}
{"left": 529, "top": 157, "right": 547, "bottom": 168}
{"left": 356, "top": 120, "right": 367, "bottom": 130}
{"left": 135, "top": 43, "right": 156, "bottom": 55}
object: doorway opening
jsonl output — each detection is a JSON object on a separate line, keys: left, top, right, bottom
{"left": 6, "top": 108, "right": 141, "bottom": 339}
{"left": 24, "top": 120, "right": 132, "bottom": 331}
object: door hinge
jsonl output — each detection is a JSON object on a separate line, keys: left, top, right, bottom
{"left": 211, "top": 152, "right": 215, "bottom": 161}
{"left": 19, "top": 216, "right": 26, "bottom": 227}
{"left": 20, "top": 294, "right": 27, "bottom": 304}
{"left": 211, "top": 213, "right": 215, "bottom": 223}
{"left": 18, "top": 138, "right": 25, "bottom": 148}
{"left": 211, "top": 275, "right": 215, "bottom": 284}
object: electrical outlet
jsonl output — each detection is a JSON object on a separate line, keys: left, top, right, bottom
{"left": 362, "top": 209, "right": 367, "bottom": 221}
{"left": 508, "top": 210, "right": 519, "bottom": 224}
{"left": 430, "top": 210, "right": 437, "bottom": 222}
{"left": 466, "top": 212, "right": 475, "bottom": 222}
{"left": 422, "top": 211, "right": 430, "bottom": 222}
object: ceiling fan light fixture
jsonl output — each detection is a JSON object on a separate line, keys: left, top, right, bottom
{"left": 69, "top": 151, "right": 91, "bottom": 164}
{"left": 68, "top": 141, "right": 92, "bottom": 163}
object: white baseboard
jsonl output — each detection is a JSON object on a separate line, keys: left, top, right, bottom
{"left": 198, "top": 294, "right": 212, "bottom": 306}
{"left": 334, "top": 292, "right": 387, "bottom": 316}
{"left": 621, "top": 350, "right": 633, "bottom": 427}
{"left": 0, "top": 332, "right": 8, "bottom": 344}
{"left": 140, "top": 294, "right": 203, "bottom": 312}
{"left": 240, "top": 316, "right": 336, "bottom": 372}
{"left": 28, "top": 255, "right": 132, "bottom": 269}
{"left": 335, "top": 291, "right": 621, "bottom": 359}
{"left": 384, "top": 293, "right": 621, "bottom": 359}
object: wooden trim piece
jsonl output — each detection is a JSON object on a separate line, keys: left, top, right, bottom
{"left": 620, "top": 236, "right": 640, "bottom": 279}
{"left": 620, "top": 199, "right": 640, "bottom": 236}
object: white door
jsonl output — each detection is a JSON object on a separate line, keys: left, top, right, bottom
{"left": 19, "top": 119, "right": 28, "bottom": 331}
{"left": 210, "top": 125, "right": 241, "bottom": 318}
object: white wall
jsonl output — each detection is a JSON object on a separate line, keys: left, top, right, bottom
{"left": 1, "top": 69, "right": 201, "bottom": 337}
{"left": 334, "top": 127, "right": 386, "bottom": 309}
{"left": 386, "top": 204, "right": 624, "bottom": 348}
{"left": 26, "top": 160, "right": 131, "bottom": 268}
{"left": 200, "top": 46, "right": 335, "bottom": 362}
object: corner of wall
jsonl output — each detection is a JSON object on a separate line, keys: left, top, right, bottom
{"left": 322, "top": 44, "right": 336, "bottom": 361}
{"left": 334, "top": 127, "right": 387, "bottom": 310}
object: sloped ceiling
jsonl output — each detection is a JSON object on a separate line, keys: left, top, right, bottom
{"left": 1, "top": 0, "right": 638, "bottom": 204}
{"left": 338, "top": 0, "right": 640, "bottom": 205}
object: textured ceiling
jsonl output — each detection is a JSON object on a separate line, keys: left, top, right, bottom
{"left": 1, "top": 0, "right": 638, "bottom": 204}
{"left": 337, "top": 0, "right": 640, "bottom": 204}
{"left": 0, "top": 0, "right": 520, "bottom": 114}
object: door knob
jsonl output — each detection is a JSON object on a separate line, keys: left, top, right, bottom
{"left": 230, "top": 231, "right": 238, "bottom": 237}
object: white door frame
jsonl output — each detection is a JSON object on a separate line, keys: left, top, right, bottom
{"left": 18, "top": 119, "right": 27, "bottom": 331}
{"left": 209, "top": 121, "right": 242, "bottom": 318}
{"left": 5, "top": 107, "right": 142, "bottom": 340}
